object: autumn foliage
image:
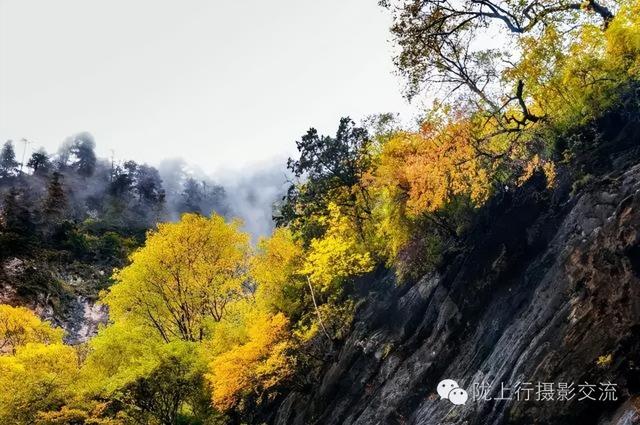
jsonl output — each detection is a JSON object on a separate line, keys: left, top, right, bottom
{"left": 0, "top": 0, "right": 639, "bottom": 423}
{"left": 207, "top": 312, "right": 294, "bottom": 411}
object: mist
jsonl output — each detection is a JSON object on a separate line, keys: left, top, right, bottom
{"left": 157, "top": 156, "right": 289, "bottom": 239}
{"left": 217, "top": 161, "right": 290, "bottom": 239}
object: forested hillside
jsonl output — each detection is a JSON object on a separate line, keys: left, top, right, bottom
{"left": 1, "top": 0, "right": 639, "bottom": 424}
{"left": 0, "top": 134, "right": 227, "bottom": 340}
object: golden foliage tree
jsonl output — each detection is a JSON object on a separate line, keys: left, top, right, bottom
{"left": 0, "top": 305, "right": 74, "bottom": 424}
{"left": 207, "top": 312, "right": 294, "bottom": 412}
{"left": 104, "top": 213, "right": 251, "bottom": 342}
{"left": 252, "top": 227, "right": 305, "bottom": 317}
{"left": 301, "top": 203, "right": 374, "bottom": 293}
{"left": 0, "top": 343, "right": 79, "bottom": 424}
{"left": 0, "top": 305, "right": 63, "bottom": 354}
{"left": 379, "top": 119, "right": 491, "bottom": 217}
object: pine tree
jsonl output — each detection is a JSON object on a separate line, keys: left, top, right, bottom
{"left": 0, "top": 141, "right": 19, "bottom": 179}
{"left": 43, "top": 172, "right": 67, "bottom": 221}
{"left": 180, "top": 178, "right": 203, "bottom": 214}
{"left": 26, "top": 149, "right": 51, "bottom": 176}
{"left": 0, "top": 188, "right": 35, "bottom": 254}
{"left": 135, "top": 164, "right": 164, "bottom": 204}
{"left": 71, "top": 133, "right": 97, "bottom": 177}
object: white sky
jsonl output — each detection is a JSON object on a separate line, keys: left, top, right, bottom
{"left": 0, "top": 0, "right": 417, "bottom": 173}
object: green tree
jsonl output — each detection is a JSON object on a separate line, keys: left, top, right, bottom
{"left": 70, "top": 133, "right": 97, "bottom": 177}
{"left": 109, "top": 161, "right": 137, "bottom": 197}
{"left": 0, "top": 141, "right": 19, "bottom": 179}
{"left": 43, "top": 172, "right": 67, "bottom": 222}
{"left": 179, "top": 177, "right": 204, "bottom": 214}
{"left": 135, "top": 164, "right": 164, "bottom": 204}
{"left": 118, "top": 343, "right": 207, "bottom": 425}
{"left": 0, "top": 189, "right": 36, "bottom": 254}
{"left": 81, "top": 323, "right": 214, "bottom": 425}
{"left": 276, "top": 117, "right": 373, "bottom": 243}
{"left": 27, "top": 148, "right": 51, "bottom": 176}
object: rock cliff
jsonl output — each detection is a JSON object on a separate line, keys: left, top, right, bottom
{"left": 270, "top": 103, "right": 640, "bottom": 424}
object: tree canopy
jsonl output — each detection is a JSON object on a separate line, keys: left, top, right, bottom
{"left": 105, "top": 214, "right": 251, "bottom": 343}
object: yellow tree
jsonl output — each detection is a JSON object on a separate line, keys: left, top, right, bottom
{"left": 0, "top": 305, "right": 81, "bottom": 424}
{"left": 251, "top": 227, "right": 305, "bottom": 317}
{"left": 104, "top": 213, "right": 251, "bottom": 343}
{"left": 0, "top": 343, "right": 80, "bottom": 425}
{"left": 301, "top": 203, "right": 374, "bottom": 294}
{"left": 399, "top": 120, "right": 490, "bottom": 216}
{"left": 371, "top": 118, "right": 491, "bottom": 240}
{"left": 0, "top": 305, "right": 63, "bottom": 354}
{"left": 207, "top": 312, "right": 294, "bottom": 412}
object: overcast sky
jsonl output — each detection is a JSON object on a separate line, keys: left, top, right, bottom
{"left": 0, "top": 0, "right": 417, "bottom": 173}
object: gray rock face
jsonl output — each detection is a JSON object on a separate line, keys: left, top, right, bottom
{"left": 63, "top": 295, "right": 108, "bottom": 344}
{"left": 0, "top": 258, "right": 109, "bottom": 344}
{"left": 270, "top": 157, "right": 640, "bottom": 424}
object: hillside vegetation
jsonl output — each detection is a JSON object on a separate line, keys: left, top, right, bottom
{"left": 1, "top": 0, "right": 639, "bottom": 423}
{"left": 0, "top": 135, "right": 228, "bottom": 338}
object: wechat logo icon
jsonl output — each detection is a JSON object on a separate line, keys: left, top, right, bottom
{"left": 437, "top": 379, "right": 469, "bottom": 405}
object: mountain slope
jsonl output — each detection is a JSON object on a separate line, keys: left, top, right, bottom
{"left": 269, "top": 102, "right": 640, "bottom": 425}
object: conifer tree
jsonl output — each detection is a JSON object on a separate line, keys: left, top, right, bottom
{"left": 43, "top": 172, "right": 67, "bottom": 221}
{"left": 71, "top": 133, "right": 97, "bottom": 177}
{"left": 0, "top": 141, "right": 19, "bottom": 179}
{"left": 180, "top": 178, "right": 203, "bottom": 214}
{"left": 26, "top": 149, "right": 51, "bottom": 176}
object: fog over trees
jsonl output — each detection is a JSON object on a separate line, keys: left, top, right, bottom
{"left": 0, "top": 135, "right": 288, "bottom": 249}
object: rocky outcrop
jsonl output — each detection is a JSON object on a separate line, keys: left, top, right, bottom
{"left": 270, "top": 120, "right": 640, "bottom": 423}
{"left": 63, "top": 295, "right": 108, "bottom": 344}
{"left": 0, "top": 257, "right": 109, "bottom": 343}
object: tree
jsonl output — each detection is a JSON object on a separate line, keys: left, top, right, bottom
{"left": 109, "top": 161, "right": 137, "bottom": 197}
{"left": 377, "top": 120, "right": 490, "bottom": 217}
{"left": 199, "top": 180, "right": 228, "bottom": 217}
{"left": 81, "top": 213, "right": 253, "bottom": 422}
{"left": 0, "top": 342, "right": 79, "bottom": 424}
{"left": 207, "top": 312, "right": 294, "bottom": 412}
{"left": 0, "top": 188, "right": 36, "bottom": 255}
{"left": 43, "top": 172, "right": 67, "bottom": 221}
{"left": 104, "top": 214, "right": 251, "bottom": 342}
{"left": 301, "top": 203, "right": 374, "bottom": 294}
{"left": 180, "top": 178, "right": 204, "bottom": 214}
{"left": 252, "top": 228, "right": 305, "bottom": 318}
{"left": 382, "top": 0, "right": 615, "bottom": 102}
{"left": 0, "top": 305, "right": 63, "bottom": 354}
{"left": 80, "top": 322, "right": 165, "bottom": 397}
{"left": 70, "top": 133, "right": 97, "bottom": 177}
{"left": 118, "top": 343, "right": 207, "bottom": 425}
{"left": 0, "top": 306, "right": 72, "bottom": 425}
{"left": 276, "top": 117, "right": 373, "bottom": 243}
{"left": 81, "top": 310, "right": 220, "bottom": 424}
{"left": 135, "top": 164, "right": 164, "bottom": 205}
{"left": 27, "top": 149, "right": 51, "bottom": 176}
{"left": 2, "top": 188, "right": 35, "bottom": 232}
{"left": 379, "top": 0, "right": 621, "bottom": 165}
{"left": 0, "top": 141, "right": 19, "bottom": 179}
